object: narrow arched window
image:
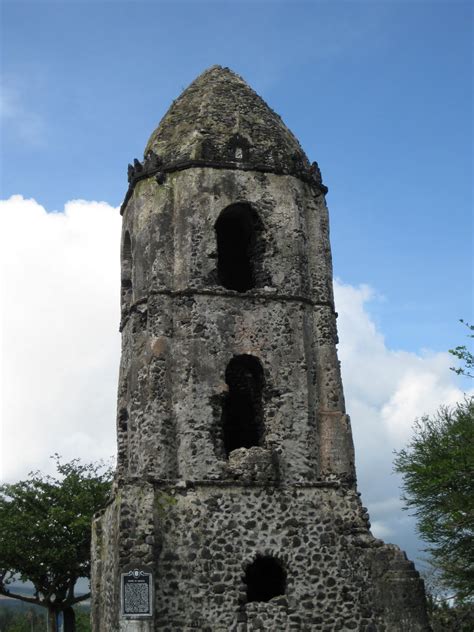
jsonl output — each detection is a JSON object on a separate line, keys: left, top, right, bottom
{"left": 122, "top": 231, "right": 132, "bottom": 290}
{"left": 215, "top": 203, "right": 259, "bottom": 292}
{"left": 222, "top": 355, "right": 264, "bottom": 456}
{"left": 245, "top": 556, "right": 286, "bottom": 603}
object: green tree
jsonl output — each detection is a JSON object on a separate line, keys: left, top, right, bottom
{"left": 74, "top": 607, "right": 91, "bottom": 632}
{"left": 0, "top": 457, "right": 112, "bottom": 632}
{"left": 0, "top": 605, "right": 16, "bottom": 629}
{"left": 426, "top": 594, "right": 474, "bottom": 631}
{"left": 449, "top": 319, "right": 474, "bottom": 378}
{"left": 395, "top": 323, "right": 474, "bottom": 602}
{"left": 0, "top": 605, "right": 46, "bottom": 632}
{"left": 394, "top": 399, "right": 474, "bottom": 601}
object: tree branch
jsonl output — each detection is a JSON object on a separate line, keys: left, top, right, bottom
{"left": 0, "top": 586, "right": 42, "bottom": 606}
{"left": 69, "top": 591, "right": 90, "bottom": 605}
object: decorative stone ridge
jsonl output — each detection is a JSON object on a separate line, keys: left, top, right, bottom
{"left": 91, "top": 66, "right": 430, "bottom": 631}
{"left": 119, "top": 65, "right": 328, "bottom": 214}
{"left": 120, "top": 152, "right": 327, "bottom": 215}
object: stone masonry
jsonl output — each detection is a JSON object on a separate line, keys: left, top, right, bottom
{"left": 91, "top": 66, "right": 430, "bottom": 631}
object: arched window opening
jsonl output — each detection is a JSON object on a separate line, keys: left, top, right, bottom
{"left": 222, "top": 355, "right": 264, "bottom": 457}
{"left": 245, "top": 556, "right": 286, "bottom": 603}
{"left": 215, "top": 203, "right": 260, "bottom": 292}
{"left": 123, "top": 230, "right": 132, "bottom": 261}
{"left": 122, "top": 231, "right": 132, "bottom": 290}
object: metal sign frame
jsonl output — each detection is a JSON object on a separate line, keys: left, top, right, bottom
{"left": 120, "top": 567, "right": 154, "bottom": 618}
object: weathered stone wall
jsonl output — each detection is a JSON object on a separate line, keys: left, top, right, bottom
{"left": 91, "top": 164, "right": 430, "bottom": 631}
{"left": 121, "top": 169, "right": 332, "bottom": 303}
{"left": 92, "top": 484, "right": 157, "bottom": 632}
{"left": 115, "top": 168, "right": 353, "bottom": 486}
{"left": 91, "top": 498, "right": 120, "bottom": 631}
{"left": 92, "top": 481, "right": 429, "bottom": 631}
{"left": 92, "top": 66, "right": 430, "bottom": 631}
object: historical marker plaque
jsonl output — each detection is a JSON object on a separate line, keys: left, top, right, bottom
{"left": 121, "top": 568, "right": 153, "bottom": 618}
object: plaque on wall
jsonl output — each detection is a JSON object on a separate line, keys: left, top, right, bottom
{"left": 121, "top": 567, "right": 153, "bottom": 618}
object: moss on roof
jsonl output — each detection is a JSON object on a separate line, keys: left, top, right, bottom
{"left": 144, "top": 66, "right": 311, "bottom": 177}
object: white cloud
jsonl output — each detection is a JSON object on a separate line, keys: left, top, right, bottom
{"left": 370, "top": 521, "right": 394, "bottom": 540}
{"left": 335, "top": 279, "right": 469, "bottom": 453}
{"left": 0, "top": 196, "right": 470, "bottom": 562}
{"left": 381, "top": 368, "right": 461, "bottom": 442}
{"left": 335, "top": 279, "right": 472, "bottom": 559}
{"left": 0, "top": 195, "right": 121, "bottom": 481}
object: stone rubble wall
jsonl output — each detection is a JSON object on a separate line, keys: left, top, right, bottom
{"left": 93, "top": 65, "right": 430, "bottom": 630}
{"left": 93, "top": 147, "right": 430, "bottom": 630}
{"left": 116, "top": 169, "right": 354, "bottom": 486}
{"left": 122, "top": 169, "right": 332, "bottom": 305}
{"left": 91, "top": 497, "right": 120, "bottom": 631}
{"left": 91, "top": 483, "right": 157, "bottom": 632}
{"left": 92, "top": 481, "right": 430, "bottom": 631}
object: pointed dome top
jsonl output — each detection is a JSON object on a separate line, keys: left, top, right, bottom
{"left": 144, "top": 66, "right": 311, "bottom": 177}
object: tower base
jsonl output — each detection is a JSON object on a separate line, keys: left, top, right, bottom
{"left": 91, "top": 480, "right": 430, "bottom": 631}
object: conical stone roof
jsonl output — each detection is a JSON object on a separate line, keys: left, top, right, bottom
{"left": 144, "top": 66, "right": 312, "bottom": 177}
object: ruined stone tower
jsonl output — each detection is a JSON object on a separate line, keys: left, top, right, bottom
{"left": 91, "top": 66, "right": 430, "bottom": 631}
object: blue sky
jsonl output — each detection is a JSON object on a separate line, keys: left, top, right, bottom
{"left": 1, "top": 0, "right": 472, "bottom": 568}
{"left": 2, "top": 0, "right": 472, "bottom": 354}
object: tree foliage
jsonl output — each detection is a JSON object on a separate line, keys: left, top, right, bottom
{"left": 0, "top": 456, "right": 112, "bottom": 631}
{"left": 0, "top": 605, "right": 92, "bottom": 632}
{"left": 394, "top": 399, "right": 474, "bottom": 600}
{"left": 0, "top": 606, "right": 45, "bottom": 632}
{"left": 449, "top": 319, "right": 474, "bottom": 379}
{"left": 426, "top": 592, "right": 474, "bottom": 631}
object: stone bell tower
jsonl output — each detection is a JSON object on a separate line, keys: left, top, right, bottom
{"left": 91, "top": 66, "right": 430, "bottom": 631}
